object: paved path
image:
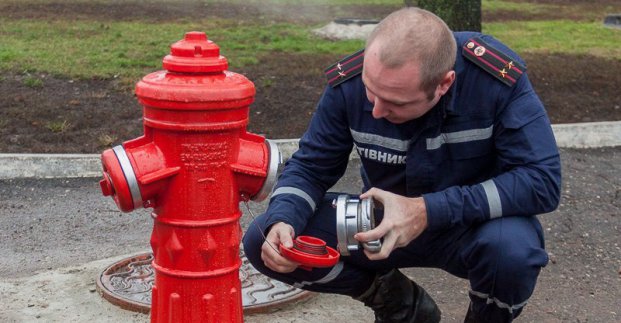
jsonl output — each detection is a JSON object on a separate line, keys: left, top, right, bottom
{"left": 1, "top": 147, "right": 620, "bottom": 322}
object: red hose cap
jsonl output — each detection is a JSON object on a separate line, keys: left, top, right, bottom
{"left": 162, "top": 31, "right": 228, "bottom": 73}
{"left": 280, "top": 236, "right": 340, "bottom": 270}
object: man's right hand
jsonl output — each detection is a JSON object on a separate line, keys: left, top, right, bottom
{"left": 261, "top": 222, "right": 300, "bottom": 273}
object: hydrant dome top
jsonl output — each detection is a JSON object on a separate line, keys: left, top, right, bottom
{"left": 162, "top": 31, "right": 228, "bottom": 73}
{"left": 137, "top": 31, "right": 255, "bottom": 104}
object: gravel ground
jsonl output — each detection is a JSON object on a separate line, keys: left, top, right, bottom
{"left": 0, "top": 147, "right": 619, "bottom": 322}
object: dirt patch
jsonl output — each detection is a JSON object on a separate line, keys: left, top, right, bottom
{"left": 525, "top": 53, "right": 621, "bottom": 123}
{"left": 0, "top": 74, "right": 143, "bottom": 153}
{"left": 1, "top": 51, "right": 620, "bottom": 153}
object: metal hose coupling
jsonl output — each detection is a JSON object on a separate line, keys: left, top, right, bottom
{"left": 333, "top": 195, "right": 382, "bottom": 256}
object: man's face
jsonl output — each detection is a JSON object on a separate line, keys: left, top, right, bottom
{"left": 361, "top": 46, "right": 444, "bottom": 124}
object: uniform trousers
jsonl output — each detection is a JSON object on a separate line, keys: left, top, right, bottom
{"left": 243, "top": 193, "right": 549, "bottom": 322}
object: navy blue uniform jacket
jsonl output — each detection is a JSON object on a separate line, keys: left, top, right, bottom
{"left": 263, "top": 32, "right": 562, "bottom": 235}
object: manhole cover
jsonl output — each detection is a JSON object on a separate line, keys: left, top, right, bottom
{"left": 96, "top": 251, "right": 313, "bottom": 314}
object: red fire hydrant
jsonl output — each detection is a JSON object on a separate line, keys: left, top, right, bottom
{"left": 99, "top": 31, "right": 279, "bottom": 322}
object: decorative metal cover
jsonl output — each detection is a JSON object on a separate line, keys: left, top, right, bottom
{"left": 96, "top": 251, "right": 313, "bottom": 314}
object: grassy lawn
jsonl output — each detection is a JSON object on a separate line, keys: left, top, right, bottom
{"left": 0, "top": 0, "right": 620, "bottom": 83}
{"left": 485, "top": 20, "right": 621, "bottom": 58}
{"left": 0, "top": 19, "right": 364, "bottom": 81}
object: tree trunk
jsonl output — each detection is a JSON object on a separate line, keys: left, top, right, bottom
{"left": 415, "top": 0, "right": 481, "bottom": 32}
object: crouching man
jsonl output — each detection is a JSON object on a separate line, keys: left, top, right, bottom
{"left": 244, "top": 7, "right": 561, "bottom": 323}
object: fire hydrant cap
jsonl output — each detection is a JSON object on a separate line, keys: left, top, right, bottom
{"left": 162, "top": 31, "right": 228, "bottom": 73}
{"left": 138, "top": 31, "right": 255, "bottom": 103}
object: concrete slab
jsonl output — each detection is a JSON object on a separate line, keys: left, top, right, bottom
{"left": 0, "top": 253, "right": 374, "bottom": 323}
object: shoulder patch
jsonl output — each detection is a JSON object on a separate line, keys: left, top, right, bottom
{"left": 462, "top": 37, "right": 526, "bottom": 87}
{"left": 325, "top": 49, "right": 364, "bottom": 87}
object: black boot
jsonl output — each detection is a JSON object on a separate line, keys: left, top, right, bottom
{"left": 464, "top": 303, "right": 479, "bottom": 323}
{"left": 356, "top": 269, "right": 441, "bottom": 323}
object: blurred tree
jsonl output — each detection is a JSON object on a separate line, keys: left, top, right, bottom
{"left": 405, "top": 0, "right": 481, "bottom": 32}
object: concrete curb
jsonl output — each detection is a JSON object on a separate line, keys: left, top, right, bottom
{"left": 549, "top": 121, "right": 621, "bottom": 148}
{"left": 1, "top": 122, "right": 620, "bottom": 179}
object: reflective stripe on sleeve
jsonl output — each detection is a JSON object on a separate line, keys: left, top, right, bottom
{"left": 350, "top": 129, "right": 411, "bottom": 152}
{"left": 271, "top": 187, "right": 316, "bottom": 212}
{"left": 426, "top": 125, "right": 493, "bottom": 150}
{"left": 481, "top": 179, "right": 502, "bottom": 218}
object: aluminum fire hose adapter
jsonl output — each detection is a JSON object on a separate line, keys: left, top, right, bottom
{"left": 334, "top": 195, "right": 382, "bottom": 256}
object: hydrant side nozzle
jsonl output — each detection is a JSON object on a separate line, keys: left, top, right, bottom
{"left": 100, "top": 147, "right": 138, "bottom": 213}
{"left": 112, "top": 145, "right": 143, "bottom": 210}
{"left": 252, "top": 139, "right": 281, "bottom": 202}
{"left": 233, "top": 135, "right": 281, "bottom": 202}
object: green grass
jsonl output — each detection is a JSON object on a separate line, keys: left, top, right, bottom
{"left": 97, "top": 133, "right": 118, "bottom": 148}
{"left": 484, "top": 20, "right": 621, "bottom": 59}
{"left": 0, "top": 19, "right": 363, "bottom": 82}
{"left": 482, "top": 0, "right": 616, "bottom": 22}
{"left": 45, "top": 120, "right": 71, "bottom": 133}
{"left": 482, "top": 0, "right": 551, "bottom": 14}
{"left": 23, "top": 76, "right": 43, "bottom": 88}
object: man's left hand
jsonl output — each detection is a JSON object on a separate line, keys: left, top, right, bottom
{"left": 354, "top": 187, "right": 428, "bottom": 260}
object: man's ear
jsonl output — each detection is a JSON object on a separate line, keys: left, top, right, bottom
{"left": 436, "top": 70, "right": 456, "bottom": 97}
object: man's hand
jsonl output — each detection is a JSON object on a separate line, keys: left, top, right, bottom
{"left": 261, "top": 222, "right": 300, "bottom": 273}
{"left": 354, "top": 187, "right": 428, "bottom": 260}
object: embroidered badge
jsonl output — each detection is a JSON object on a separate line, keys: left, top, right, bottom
{"left": 474, "top": 46, "right": 486, "bottom": 56}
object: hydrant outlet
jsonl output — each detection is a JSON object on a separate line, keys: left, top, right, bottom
{"left": 100, "top": 145, "right": 143, "bottom": 212}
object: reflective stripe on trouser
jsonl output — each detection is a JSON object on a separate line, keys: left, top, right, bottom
{"left": 242, "top": 193, "right": 548, "bottom": 322}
